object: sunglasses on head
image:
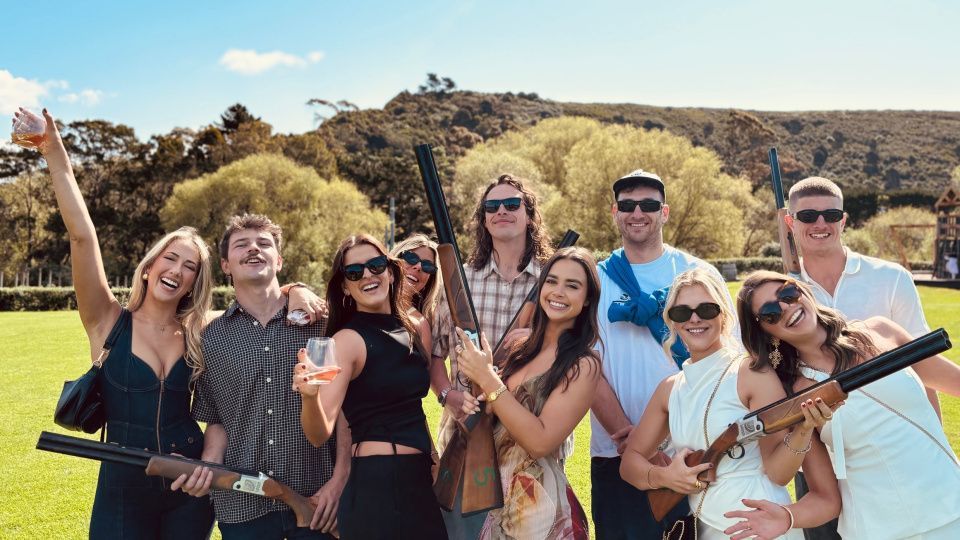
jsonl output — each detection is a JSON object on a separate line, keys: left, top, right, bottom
{"left": 343, "top": 255, "right": 389, "bottom": 282}
{"left": 617, "top": 199, "right": 663, "bottom": 213}
{"left": 667, "top": 302, "right": 722, "bottom": 323}
{"left": 754, "top": 282, "right": 802, "bottom": 324}
{"left": 793, "top": 209, "right": 844, "bottom": 224}
{"left": 398, "top": 250, "right": 437, "bottom": 274}
{"left": 483, "top": 197, "right": 523, "bottom": 213}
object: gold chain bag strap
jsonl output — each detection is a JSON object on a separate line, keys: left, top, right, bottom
{"left": 859, "top": 389, "right": 959, "bottom": 467}
{"left": 663, "top": 355, "right": 737, "bottom": 540}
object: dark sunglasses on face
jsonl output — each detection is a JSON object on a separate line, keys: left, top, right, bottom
{"left": 398, "top": 250, "right": 437, "bottom": 274}
{"left": 755, "top": 282, "right": 802, "bottom": 324}
{"left": 667, "top": 302, "right": 722, "bottom": 323}
{"left": 617, "top": 199, "right": 663, "bottom": 213}
{"left": 483, "top": 197, "right": 523, "bottom": 213}
{"left": 343, "top": 255, "right": 389, "bottom": 281}
{"left": 793, "top": 209, "right": 844, "bottom": 224}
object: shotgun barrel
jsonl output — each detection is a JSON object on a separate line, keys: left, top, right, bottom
{"left": 769, "top": 147, "right": 802, "bottom": 275}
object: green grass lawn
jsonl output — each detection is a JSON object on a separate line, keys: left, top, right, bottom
{"left": 1, "top": 285, "right": 958, "bottom": 538}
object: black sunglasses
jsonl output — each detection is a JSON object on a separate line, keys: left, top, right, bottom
{"left": 483, "top": 197, "right": 523, "bottom": 213}
{"left": 793, "top": 209, "right": 844, "bottom": 224}
{"left": 755, "top": 282, "right": 802, "bottom": 324}
{"left": 398, "top": 250, "right": 437, "bottom": 274}
{"left": 667, "top": 302, "right": 722, "bottom": 323}
{"left": 617, "top": 199, "right": 663, "bottom": 213}
{"left": 343, "top": 255, "right": 389, "bottom": 282}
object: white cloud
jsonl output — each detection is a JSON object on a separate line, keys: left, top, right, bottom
{"left": 220, "top": 49, "right": 325, "bottom": 75}
{"left": 58, "top": 89, "right": 104, "bottom": 106}
{"left": 0, "top": 70, "right": 48, "bottom": 114}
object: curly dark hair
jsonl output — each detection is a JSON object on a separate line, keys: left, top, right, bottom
{"left": 467, "top": 174, "right": 553, "bottom": 272}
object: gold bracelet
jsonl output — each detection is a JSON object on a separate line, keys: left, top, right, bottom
{"left": 778, "top": 503, "right": 795, "bottom": 530}
{"left": 783, "top": 430, "right": 811, "bottom": 454}
{"left": 646, "top": 465, "right": 658, "bottom": 489}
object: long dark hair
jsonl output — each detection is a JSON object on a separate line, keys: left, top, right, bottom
{"left": 325, "top": 234, "right": 427, "bottom": 362}
{"left": 500, "top": 247, "right": 602, "bottom": 401}
{"left": 468, "top": 174, "right": 553, "bottom": 272}
{"left": 737, "top": 270, "right": 878, "bottom": 395}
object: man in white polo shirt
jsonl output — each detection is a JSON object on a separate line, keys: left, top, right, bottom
{"left": 589, "top": 169, "right": 736, "bottom": 539}
{"left": 785, "top": 176, "right": 939, "bottom": 540}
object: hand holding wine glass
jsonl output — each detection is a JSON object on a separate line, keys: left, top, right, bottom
{"left": 293, "top": 337, "right": 342, "bottom": 395}
{"left": 11, "top": 107, "right": 47, "bottom": 151}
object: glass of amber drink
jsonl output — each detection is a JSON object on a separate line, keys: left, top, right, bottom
{"left": 11, "top": 108, "right": 47, "bottom": 150}
{"left": 304, "top": 337, "right": 341, "bottom": 385}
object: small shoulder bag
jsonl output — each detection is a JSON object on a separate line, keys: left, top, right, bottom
{"left": 54, "top": 310, "right": 127, "bottom": 434}
{"left": 664, "top": 357, "right": 736, "bottom": 540}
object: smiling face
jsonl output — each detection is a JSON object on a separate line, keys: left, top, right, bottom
{"left": 669, "top": 284, "right": 723, "bottom": 359}
{"left": 342, "top": 243, "right": 392, "bottom": 314}
{"left": 612, "top": 186, "right": 669, "bottom": 249}
{"left": 483, "top": 183, "right": 529, "bottom": 244}
{"left": 221, "top": 228, "right": 283, "bottom": 286}
{"left": 748, "top": 280, "right": 818, "bottom": 343}
{"left": 145, "top": 238, "right": 201, "bottom": 304}
{"left": 399, "top": 246, "right": 435, "bottom": 295}
{"left": 787, "top": 195, "right": 846, "bottom": 257}
{"left": 539, "top": 258, "right": 588, "bottom": 327}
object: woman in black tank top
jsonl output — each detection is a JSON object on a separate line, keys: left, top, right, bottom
{"left": 294, "top": 234, "right": 447, "bottom": 539}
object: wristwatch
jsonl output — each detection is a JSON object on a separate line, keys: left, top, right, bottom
{"left": 486, "top": 384, "right": 508, "bottom": 403}
{"left": 438, "top": 387, "right": 452, "bottom": 405}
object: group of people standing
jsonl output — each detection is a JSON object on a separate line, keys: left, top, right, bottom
{"left": 29, "top": 104, "right": 960, "bottom": 540}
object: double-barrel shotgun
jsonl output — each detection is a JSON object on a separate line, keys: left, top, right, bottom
{"left": 769, "top": 147, "right": 802, "bottom": 276}
{"left": 36, "top": 431, "right": 318, "bottom": 527}
{"left": 647, "top": 328, "right": 951, "bottom": 521}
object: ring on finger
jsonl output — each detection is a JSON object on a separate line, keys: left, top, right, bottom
{"left": 694, "top": 479, "right": 703, "bottom": 490}
{"left": 823, "top": 411, "right": 833, "bottom": 419}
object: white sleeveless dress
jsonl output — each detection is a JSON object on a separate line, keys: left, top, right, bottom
{"left": 668, "top": 347, "right": 802, "bottom": 540}
{"left": 799, "top": 364, "right": 960, "bottom": 539}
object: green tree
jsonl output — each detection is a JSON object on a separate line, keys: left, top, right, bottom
{"left": 160, "top": 154, "right": 387, "bottom": 286}
{"left": 453, "top": 117, "right": 759, "bottom": 257}
{"left": 858, "top": 206, "right": 936, "bottom": 264}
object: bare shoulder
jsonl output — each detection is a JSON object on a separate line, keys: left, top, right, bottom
{"left": 574, "top": 352, "right": 602, "bottom": 378}
{"left": 861, "top": 316, "right": 911, "bottom": 348}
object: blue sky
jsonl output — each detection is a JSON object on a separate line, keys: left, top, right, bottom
{"left": 3, "top": 0, "right": 958, "bottom": 139}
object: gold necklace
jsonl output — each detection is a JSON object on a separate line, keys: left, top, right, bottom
{"left": 133, "top": 315, "right": 182, "bottom": 335}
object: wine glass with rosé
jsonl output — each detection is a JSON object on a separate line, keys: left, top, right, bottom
{"left": 303, "top": 337, "right": 341, "bottom": 384}
{"left": 11, "top": 108, "right": 47, "bottom": 151}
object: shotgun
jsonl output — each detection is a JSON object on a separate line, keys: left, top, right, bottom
{"left": 647, "top": 328, "right": 951, "bottom": 521}
{"left": 36, "top": 431, "right": 318, "bottom": 527}
{"left": 491, "top": 229, "right": 580, "bottom": 366}
{"left": 769, "top": 147, "right": 802, "bottom": 276}
{"left": 415, "top": 143, "right": 502, "bottom": 515}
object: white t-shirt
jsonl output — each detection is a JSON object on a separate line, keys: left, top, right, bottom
{"left": 590, "top": 245, "right": 737, "bottom": 458}
{"left": 800, "top": 248, "right": 930, "bottom": 337}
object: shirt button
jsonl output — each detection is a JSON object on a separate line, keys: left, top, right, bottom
{"left": 253, "top": 321, "right": 259, "bottom": 326}
{"left": 268, "top": 439, "right": 275, "bottom": 445}
{"left": 267, "top": 470, "right": 274, "bottom": 476}
{"left": 266, "top": 377, "right": 272, "bottom": 383}
{"left": 267, "top": 409, "right": 273, "bottom": 415}
{"left": 264, "top": 346, "right": 270, "bottom": 352}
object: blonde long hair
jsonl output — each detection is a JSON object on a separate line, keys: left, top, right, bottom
{"left": 390, "top": 234, "right": 443, "bottom": 325}
{"left": 128, "top": 227, "right": 213, "bottom": 382}
{"left": 662, "top": 268, "right": 737, "bottom": 359}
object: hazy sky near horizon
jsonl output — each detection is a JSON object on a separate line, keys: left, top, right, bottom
{"left": 3, "top": 0, "right": 958, "bottom": 138}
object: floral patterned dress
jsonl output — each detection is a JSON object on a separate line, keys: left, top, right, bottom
{"left": 480, "top": 374, "right": 589, "bottom": 540}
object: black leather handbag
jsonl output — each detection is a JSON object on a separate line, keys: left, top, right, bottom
{"left": 54, "top": 311, "right": 126, "bottom": 433}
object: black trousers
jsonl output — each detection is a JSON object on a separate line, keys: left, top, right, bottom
{"left": 591, "top": 456, "right": 691, "bottom": 540}
{"left": 338, "top": 453, "right": 447, "bottom": 540}
{"left": 794, "top": 471, "right": 841, "bottom": 540}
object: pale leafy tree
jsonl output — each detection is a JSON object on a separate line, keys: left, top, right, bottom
{"left": 454, "top": 117, "right": 760, "bottom": 257}
{"left": 951, "top": 165, "right": 960, "bottom": 190}
{"left": 160, "top": 153, "right": 387, "bottom": 286}
{"left": 849, "top": 206, "right": 936, "bottom": 264}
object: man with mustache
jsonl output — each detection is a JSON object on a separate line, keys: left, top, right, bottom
{"left": 173, "top": 214, "right": 351, "bottom": 539}
{"left": 785, "top": 177, "right": 937, "bottom": 540}
{"left": 590, "top": 170, "right": 735, "bottom": 539}
{"left": 430, "top": 174, "right": 553, "bottom": 538}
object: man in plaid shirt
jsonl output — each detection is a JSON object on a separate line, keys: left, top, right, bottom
{"left": 173, "top": 214, "right": 350, "bottom": 539}
{"left": 430, "top": 174, "right": 553, "bottom": 539}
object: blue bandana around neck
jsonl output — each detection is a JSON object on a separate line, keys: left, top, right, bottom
{"left": 598, "top": 248, "right": 689, "bottom": 367}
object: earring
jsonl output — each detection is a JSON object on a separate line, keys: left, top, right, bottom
{"left": 342, "top": 295, "right": 352, "bottom": 308}
{"left": 142, "top": 273, "right": 149, "bottom": 281}
{"left": 769, "top": 337, "right": 783, "bottom": 369}
{"left": 186, "top": 290, "right": 192, "bottom": 298}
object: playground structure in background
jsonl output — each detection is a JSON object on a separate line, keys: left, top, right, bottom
{"left": 933, "top": 186, "right": 959, "bottom": 280}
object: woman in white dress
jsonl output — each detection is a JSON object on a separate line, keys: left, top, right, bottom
{"left": 621, "top": 268, "right": 840, "bottom": 540}
{"left": 729, "top": 270, "right": 960, "bottom": 539}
